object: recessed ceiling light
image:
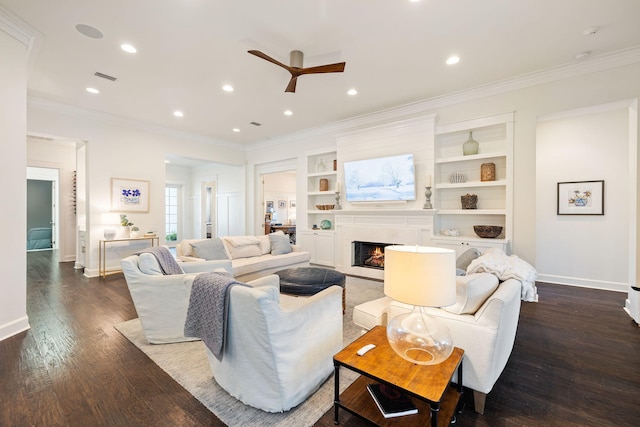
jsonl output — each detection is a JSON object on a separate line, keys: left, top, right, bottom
{"left": 86, "top": 87, "right": 100, "bottom": 94}
{"left": 222, "top": 84, "right": 234, "bottom": 92}
{"left": 284, "top": 110, "right": 293, "bottom": 116}
{"left": 446, "top": 55, "right": 460, "bottom": 65}
{"left": 232, "top": 128, "right": 240, "bottom": 132}
{"left": 173, "top": 110, "right": 184, "bottom": 118}
{"left": 121, "top": 43, "right": 137, "bottom": 54}
{"left": 76, "top": 24, "right": 103, "bottom": 39}
{"left": 347, "top": 88, "right": 358, "bottom": 96}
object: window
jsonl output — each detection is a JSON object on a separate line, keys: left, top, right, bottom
{"left": 165, "top": 185, "right": 180, "bottom": 242}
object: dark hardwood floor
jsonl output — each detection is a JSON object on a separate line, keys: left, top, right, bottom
{"left": 1, "top": 250, "right": 638, "bottom": 426}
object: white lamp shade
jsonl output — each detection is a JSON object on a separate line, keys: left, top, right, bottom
{"left": 383, "top": 245, "right": 456, "bottom": 307}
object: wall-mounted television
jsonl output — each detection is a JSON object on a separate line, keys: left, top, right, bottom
{"left": 343, "top": 153, "right": 416, "bottom": 202}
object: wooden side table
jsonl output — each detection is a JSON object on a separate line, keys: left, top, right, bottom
{"left": 333, "top": 325, "right": 463, "bottom": 427}
{"left": 99, "top": 236, "right": 159, "bottom": 278}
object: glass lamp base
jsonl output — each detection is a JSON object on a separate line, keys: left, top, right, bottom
{"left": 386, "top": 306, "right": 453, "bottom": 365}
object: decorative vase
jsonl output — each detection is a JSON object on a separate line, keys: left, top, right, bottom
{"left": 119, "top": 226, "right": 131, "bottom": 238}
{"left": 461, "top": 193, "right": 478, "bottom": 209}
{"left": 462, "top": 131, "right": 479, "bottom": 156}
{"left": 317, "top": 158, "right": 327, "bottom": 172}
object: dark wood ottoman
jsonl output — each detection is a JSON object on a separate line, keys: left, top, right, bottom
{"left": 275, "top": 267, "right": 346, "bottom": 313}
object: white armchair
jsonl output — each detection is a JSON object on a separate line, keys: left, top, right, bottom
{"left": 388, "top": 277, "right": 521, "bottom": 414}
{"left": 120, "top": 253, "right": 232, "bottom": 344}
{"left": 206, "top": 281, "right": 344, "bottom": 413}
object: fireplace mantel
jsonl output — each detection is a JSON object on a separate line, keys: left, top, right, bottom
{"left": 334, "top": 209, "right": 435, "bottom": 279}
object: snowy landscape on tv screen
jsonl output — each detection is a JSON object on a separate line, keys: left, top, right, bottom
{"left": 344, "top": 154, "right": 416, "bottom": 202}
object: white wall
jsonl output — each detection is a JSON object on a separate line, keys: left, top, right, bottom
{"left": 189, "top": 162, "right": 246, "bottom": 238}
{"left": 26, "top": 103, "right": 246, "bottom": 276}
{"left": 536, "top": 104, "right": 631, "bottom": 291}
{"left": 0, "top": 26, "right": 29, "bottom": 340}
{"left": 246, "top": 61, "right": 640, "bottom": 290}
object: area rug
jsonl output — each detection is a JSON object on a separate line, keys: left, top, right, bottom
{"left": 115, "top": 275, "right": 384, "bottom": 427}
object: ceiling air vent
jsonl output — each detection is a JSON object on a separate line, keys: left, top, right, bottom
{"left": 250, "top": 121, "right": 262, "bottom": 126}
{"left": 94, "top": 72, "right": 117, "bottom": 81}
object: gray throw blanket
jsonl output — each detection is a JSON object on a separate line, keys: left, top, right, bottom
{"left": 136, "top": 246, "right": 183, "bottom": 275}
{"left": 184, "top": 271, "right": 248, "bottom": 361}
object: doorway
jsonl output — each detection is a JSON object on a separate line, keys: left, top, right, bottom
{"left": 26, "top": 167, "right": 58, "bottom": 251}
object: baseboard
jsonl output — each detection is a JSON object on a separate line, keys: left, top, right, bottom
{"left": 0, "top": 315, "right": 30, "bottom": 342}
{"left": 537, "top": 274, "right": 627, "bottom": 292}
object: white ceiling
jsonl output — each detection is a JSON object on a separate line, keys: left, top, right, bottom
{"left": 3, "top": 0, "right": 640, "bottom": 148}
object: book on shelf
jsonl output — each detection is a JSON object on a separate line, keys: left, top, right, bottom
{"left": 367, "top": 383, "right": 418, "bottom": 418}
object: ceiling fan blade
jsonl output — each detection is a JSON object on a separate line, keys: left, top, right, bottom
{"left": 299, "top": 62, "right": 346, "bottom": 75}
{"left": 285, "top": 76, "right": 298, "bottom": 93}
{"left": 247, "top": 50, "right": 291, "bottom": 71}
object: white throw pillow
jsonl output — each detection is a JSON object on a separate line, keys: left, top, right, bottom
{"left": 258, "top": 234, "right": 271, "bottom": 254}
{"left": 222, "top": 236, "right": 262, "bottom": 259}
{"left": 444, "top": 273, "right": 499, "bottom": 315}
{"left": 138, "top": 253, "right": 163, "bottom": 275}
{"left": 269, "top": 232, "right": 292, "bottom": 255}
{"left": 190, "top": 238, "right": 229, "bottom": 260}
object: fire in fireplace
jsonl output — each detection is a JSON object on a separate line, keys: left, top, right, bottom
{"left": 352, "top": 241, "right": 396, "bottom": 269}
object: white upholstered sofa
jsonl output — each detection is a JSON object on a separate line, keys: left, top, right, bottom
{"left": 353, "top": 273, "right": 522, "bottom": 414}
{"left": 176, "top": 232, "right": 310, "bottom": 282}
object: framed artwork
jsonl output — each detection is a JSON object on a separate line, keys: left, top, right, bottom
{"left": 557, "top": 180, "right": 604, "bottom": 215}
{"left": 278, "top": 200, "right": 286, "bottom": 209}
{"left": 266, "top": 200, "right": 274, "bottom": 211}
{"left": 111, "top": 178, "right": 150, "bottom": 212}
{"left": 290, "top": 200, "right": 296, "bottom": 208}
{"left": 264, "top": 212, "right": 272, "bottom": 221}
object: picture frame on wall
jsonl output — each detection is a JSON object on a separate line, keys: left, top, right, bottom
{"left": 290, "top": 200, "right": 296, "bottom": 208}
{"left": 111, "top": 178, "right": 150, "bottom": 212}
{"left": 266, "top": 200, "right": 274, "bottom": 211}
{"left": 278, "top": 200, "right": 286, "bottom": 209}
{"left": 557, "top": 180, "right": 604, "bottom": 215}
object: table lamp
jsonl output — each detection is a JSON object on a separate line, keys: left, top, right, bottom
{"left": 384, "top": 245, "right": 456, "bottom": 365}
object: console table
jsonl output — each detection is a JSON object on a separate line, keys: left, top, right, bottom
{"left": 99, "top": 236, "right": 159, "bottom": 278}
{"left": 333, "top": 326, "right": 463, "bottom": 426}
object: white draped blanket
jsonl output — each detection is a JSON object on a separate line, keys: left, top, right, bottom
{"left": 467, "top": 248, "right": 539, "bottom": 302}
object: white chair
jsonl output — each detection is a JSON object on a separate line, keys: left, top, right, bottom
{"left": 120, "top": 253, "right": 232, "bottom": 344}
{"left": 206, "top": 280, "right": 343, "bottom": 413}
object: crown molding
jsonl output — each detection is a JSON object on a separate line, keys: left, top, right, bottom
{"left": 245, "top": 45, "right": 640, "bottom": 152}
{"left": 27, "top": 97, "right": 245, "bottom": 150}
{"left": 0, "top": 5, "right": 36, "bottom": 48}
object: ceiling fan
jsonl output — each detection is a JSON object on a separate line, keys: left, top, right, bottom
{"left": 248, "top": 49, "right": 346, "bottom": 93}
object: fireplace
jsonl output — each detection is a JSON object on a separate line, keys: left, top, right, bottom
{"left": 352, "top": 241, "right": 396, "bottom": 270}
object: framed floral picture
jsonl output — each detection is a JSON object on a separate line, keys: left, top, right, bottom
{"left": 557, "top": 180, "right": 604, "bottom": 215}
{"left": 111, "top": 178, "right": 150, "bottom": 212}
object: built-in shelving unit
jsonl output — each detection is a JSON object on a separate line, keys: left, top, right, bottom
{"left": 432, "top": 112, "right": 514, "bottom": 255}
{"left": 299, "top": 150, "right": 338, "bottom": 266}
